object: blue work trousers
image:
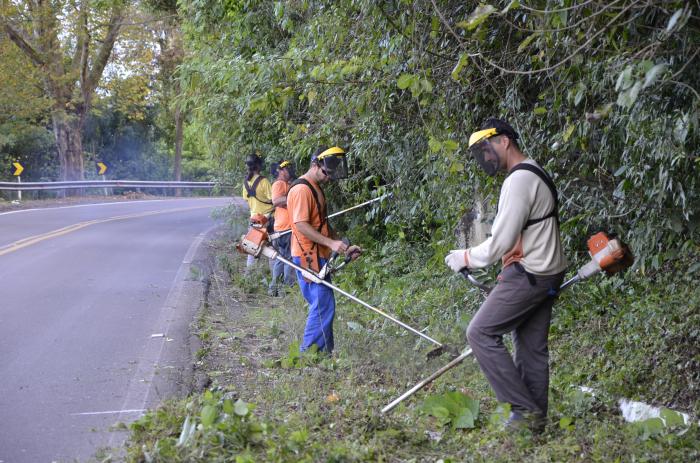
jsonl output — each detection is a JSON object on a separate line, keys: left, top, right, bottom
{"left": 293, "top": 256, "right": 335, "bottom": 353}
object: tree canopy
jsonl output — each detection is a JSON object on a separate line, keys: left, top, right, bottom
{"left": 0, "top": 0, "right": 211, "bottom": 185}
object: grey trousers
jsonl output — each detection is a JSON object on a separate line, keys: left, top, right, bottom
{"left": 466, "top": 264, "right": 565, "bottom": 416}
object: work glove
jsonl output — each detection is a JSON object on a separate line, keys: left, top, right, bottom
{"left": 445, "top": 249, "right": 469, "bottom": 273}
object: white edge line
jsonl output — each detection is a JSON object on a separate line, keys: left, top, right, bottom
{"left": 0, "top": 199, "right": 169, "bottom": 216}
{"left": 71, "top": 409, "right": 147, "bottom": 416}
{"left": 107, "top": 224, "right": 219, "bottom": 447}
{"left": 0, "top": 197, "right": 232, "bottom": 217}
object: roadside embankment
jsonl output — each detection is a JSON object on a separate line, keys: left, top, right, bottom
{"left": 123, "top": 210, "right": 699, "bottom": 462}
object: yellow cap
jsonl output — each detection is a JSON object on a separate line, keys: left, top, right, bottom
{"left": 318, "top": 146, "right": 346, "bottom": 159}
{"left": 468, "top": 128, "right": 498, "bottom": 148}
{"left": 279, "top": 160, "right": 291, "bottom": 168}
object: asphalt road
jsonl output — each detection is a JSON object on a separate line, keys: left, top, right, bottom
{"left": 0, "top": 197, "right": 233, "bottom": 462}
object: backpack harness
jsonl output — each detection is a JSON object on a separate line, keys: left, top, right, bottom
{"left": 508, "top": 163, "right": 559, "bottom": 231}
{"left": 243, "top": 175, "right": 273, "bottom": 205}
{"left": 289, "top": 178, "right": 329, "bottom": 274}
{"left": 505, "top": 163, "right": 560, "bottom": 293}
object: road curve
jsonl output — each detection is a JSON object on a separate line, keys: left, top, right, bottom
{"left": 0, "top": 197, "right": 233, "bottom": 462}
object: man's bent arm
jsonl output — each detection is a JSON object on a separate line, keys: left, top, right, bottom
{"left": 468, "top": 175, "right": 531, "bottom": 268}
{"left": 295, "top": 221, "right": 344, "bottom": 253}
{"left": 273, "top": 196, "right": 287, "bottom": 208}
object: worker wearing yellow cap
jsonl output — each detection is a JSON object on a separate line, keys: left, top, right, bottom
{"left": 268, "top": 159, "right": 297, "bottom": 296}
{"left": 287, "top": 146, "right": 361, "bottom": 353}
{"left": 445, "top": 118, "right": 567, "bottom": 432}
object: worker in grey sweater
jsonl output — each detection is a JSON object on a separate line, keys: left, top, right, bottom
{"left": 445, "top": 118, "right": 567, "bottom": 431}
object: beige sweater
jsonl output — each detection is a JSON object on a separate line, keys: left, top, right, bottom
{"left": 467, "top": 159, "right": 568, "bottom": 275}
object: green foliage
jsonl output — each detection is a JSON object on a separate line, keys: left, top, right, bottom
{"left": 126, "top": 4, "right": 700, "bottom": 460}
{"left": 632, "top": 408, "right": 690, "bottom": 442}
{"left": 551, "top": 261, "right": 700, "bottom": 414}
{"left": 129, "top": 390, "right": 265, "bottom": 462}
{"left": 276, "top": 341, "right": 324, "bottom": 368}
{"left": 421, "top": 391, "right": 480, "bottom": 429}
{"left": 125, "top": 236, "right": 700, "bottom": 462}
{"left": 0, "top": 122, "right": 57, "bottom": 182}
{"left": 83, "top": 99, "right": 174, "bottom": 180}
{"left": 176, "top": 0, "right": 699, "bottom": 269}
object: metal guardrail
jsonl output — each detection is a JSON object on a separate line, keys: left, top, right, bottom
{"left": 0, "top": 180, "right": 220, "bottom": 191}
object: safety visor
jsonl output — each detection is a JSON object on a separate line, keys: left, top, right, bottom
{"left": 468, "top": 128, "right": 499, "bottom": 159}
{"left": 468, "top": 128, "right": 499, "bottom": 149}
{"left": 469, "top": 137, "right": 498, "bottom": 162}
{"left": 269, "top": 162, "right": 280, "bottom": 178}
{"left": 317, "top": 146, "right": 348, "bottom": 180}
{"left": 467, "top": 128, "right": 501, "bottom": 175}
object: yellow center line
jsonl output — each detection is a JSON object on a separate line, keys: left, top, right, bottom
{"left": 0, "top": 206, "right": 215, "bottom": 257}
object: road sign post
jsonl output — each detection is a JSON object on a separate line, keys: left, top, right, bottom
{"left": 13, "top": 162, "right": 24, "bottom": 201}
{"left": 97, "top": 162, "right": 109, "bottom": 196}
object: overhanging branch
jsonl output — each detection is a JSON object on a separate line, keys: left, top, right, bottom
{"left": 85, "top": 5, "right": 124, "bottom": 96}
{"left": 2, "top": 21, "right": 45, "bottom": 67}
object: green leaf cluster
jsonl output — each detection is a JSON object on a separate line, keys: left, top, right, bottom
{"left": 129, "top": 390, "right": 265, "bottom": 461}
{"left": 421, "top": 391, "right": 480, "bottom": 429}
{"left": 632, "top": 408, "right": 689, "bottom": 442}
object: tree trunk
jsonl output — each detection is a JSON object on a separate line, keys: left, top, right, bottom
{"left": 3, "top": 2, "right": 124, "bottom": 189}
{"left": 174, "top": 105, "right": 183, "bottom": 197}
{"left": 52, "top": 111, "right": 85, "bottom": 195}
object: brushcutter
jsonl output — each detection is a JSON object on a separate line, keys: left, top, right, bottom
{"left": 268, "top": 193, "right": 392, "bottom": 240}
{"left": 317, "top": 238, "right": 355, "bottom": 280}
{"left": 381, "top": 232, "right": 634, "bottom": 413}
{"left": 236, "top": 226, "right": 458, "bottom": 358}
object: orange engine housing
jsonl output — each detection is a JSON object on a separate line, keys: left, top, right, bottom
{"left": 250, "top": 213, "right": 268, "bottom": 228}
{"left": 587, "top": 232, "right": 626, "bottom": 271}
{"left": 236, "top": 227, "right": 269, "bottom": 257}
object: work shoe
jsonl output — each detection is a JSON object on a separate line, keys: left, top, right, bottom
{"left": 267, "top": 287, "right": 278, "bottom": 297}
{"left": 504, "top": 411, "right": 546, "bottom": 434}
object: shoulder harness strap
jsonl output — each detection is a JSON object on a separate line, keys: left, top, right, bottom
{"left": 509, "top": 163, "right": 559, "bottom": 230}
{"left": 244, "top": 176, "right": 272, "bottom": 205}
{"left": 289, "top": 178, "right": 327, "bottom": 232}
{"left": 288, "top": 178, "right": 329, "bottom": 273}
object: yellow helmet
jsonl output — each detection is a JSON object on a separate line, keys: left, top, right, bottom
{"left": 468, "top": 127, "right": 499, "bottom": 148}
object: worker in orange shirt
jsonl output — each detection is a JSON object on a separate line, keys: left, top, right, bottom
{"left": 268, "top": 159, "right": 297, "bottom": 296}
{"left": 287, "top": 146, "right": 361, "bottom": 353}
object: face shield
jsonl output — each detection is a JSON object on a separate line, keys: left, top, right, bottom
{"left": 316, "top": 147, "right": 348, "bottom": 180}
{"left": 269, "top": 162, "right": 280, "bottom": 178}
{"left": 468, "top": 128, "right": 500, "bottom": 177}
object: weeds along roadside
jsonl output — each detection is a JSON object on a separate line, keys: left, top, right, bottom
{"left": 124, "top": 211, "right": 699, "bottom": 461}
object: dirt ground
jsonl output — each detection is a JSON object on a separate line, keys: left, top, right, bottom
{"left": 184, "top": 229, "right": 475, "bottom": 461}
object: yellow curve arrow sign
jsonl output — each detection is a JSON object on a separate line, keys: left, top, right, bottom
{"left": 97, "top": 162, "right": 107, "bottom": 175}
{"left": 13, "top": 162, "right": 24, "bottom": 176}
